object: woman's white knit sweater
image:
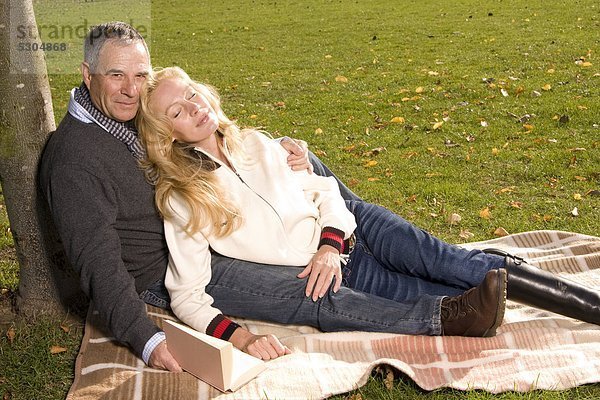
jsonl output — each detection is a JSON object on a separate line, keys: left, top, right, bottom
{"left": 164, "top": 131, "right": 357, "bottom": 334}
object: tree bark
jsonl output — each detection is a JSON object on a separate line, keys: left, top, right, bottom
{"left": 0, "top": 0, "right": 83, "bottom": 316}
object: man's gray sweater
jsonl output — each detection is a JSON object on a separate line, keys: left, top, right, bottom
{"left": 39, "top": 113, "right": 168, "bottom": 357}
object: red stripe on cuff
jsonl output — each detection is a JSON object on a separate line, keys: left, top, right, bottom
{"left": 212, "top": 318, "right": 231, "bottom": 339}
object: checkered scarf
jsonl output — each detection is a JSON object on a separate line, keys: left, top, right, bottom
{"left": 69, "top": 83, "right": 146, "bottom": 160}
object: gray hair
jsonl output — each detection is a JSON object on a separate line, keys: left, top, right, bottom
{"left": 84, "top": 21, "right": 149, "bottom": 72}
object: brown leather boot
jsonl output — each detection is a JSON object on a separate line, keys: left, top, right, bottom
{"left": 441, "top": 269, "right": 507, "bottom": 337}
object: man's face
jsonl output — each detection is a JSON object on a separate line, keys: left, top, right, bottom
{"left": 82, "top": 41, "right": 150, "bottom": 122}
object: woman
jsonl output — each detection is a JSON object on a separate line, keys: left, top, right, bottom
{"left": 137, "top": 67, "right": 599, "bottom": 360}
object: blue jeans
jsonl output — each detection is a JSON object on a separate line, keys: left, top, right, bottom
{"left": 342, "top": 200, "right": 505, "bottom": 301}
{"left": 203, "top": 201, "right": 505, "bottom": 336}
{"left": 206, "top": 252, "right": 444, "bottom": 335}
{"left": 139, "top": 278, "right": 170, "bottom": 309}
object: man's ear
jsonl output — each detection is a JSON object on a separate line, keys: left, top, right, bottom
{"left": 81, "top": 62, "right": 92, "bottom": 88}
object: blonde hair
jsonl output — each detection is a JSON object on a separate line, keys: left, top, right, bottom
{"left": 136, "top": 66, "right": 243, "bottom": 236}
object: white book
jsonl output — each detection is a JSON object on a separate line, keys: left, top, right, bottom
{"left": 163, "top": 319, "right": 266, "bottom": 392}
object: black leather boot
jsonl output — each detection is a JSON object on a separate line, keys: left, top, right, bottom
{"left": 483, "top": 248, "right": 600, "bottom": 325}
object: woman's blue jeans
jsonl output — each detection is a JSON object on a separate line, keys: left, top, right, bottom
{"left": 203, "top": 201, "right": 504, "bottom": 336}
{"left": 342, "top": 200, "right": 505, "bottom": 301}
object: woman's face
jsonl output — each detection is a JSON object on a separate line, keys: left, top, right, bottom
{"left": 149, "top": 78, "right": 219, "bottom": 148}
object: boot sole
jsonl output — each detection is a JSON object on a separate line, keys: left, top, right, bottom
{"left": 482, "top": 268, "right": 508, "bottom": 337}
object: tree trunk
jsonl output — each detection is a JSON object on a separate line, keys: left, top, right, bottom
{"left": 0, "top": 0, "right": 83, "bottom": 316}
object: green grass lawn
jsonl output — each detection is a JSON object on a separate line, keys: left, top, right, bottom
{"left": 1, "top": 0, "right": 599, "bottom": 398}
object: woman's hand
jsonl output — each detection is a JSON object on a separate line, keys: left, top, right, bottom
{"left": 297, "top": 245, "right": 342, "bottom": 301}
{"left": 230, "top": 328, "right": 291, "bottom": 360}
{"left": 280, "top": 137, "right": 313, "bottom": 173}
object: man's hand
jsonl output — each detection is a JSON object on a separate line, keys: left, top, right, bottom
{"left": 230, "top": 327, "right": 291, "bottom": 360}
{"left": 297, "top": 245, "right": 342, "bottom": 301}
{"left": 148, "top": 339, "right": 182, "bottom": 372}
{"left": 280, "top": 137, "right": 313, "bottom": 173}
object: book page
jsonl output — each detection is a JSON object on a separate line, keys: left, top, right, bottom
{"left": 229, "top": 347, "right": 267, "bottom": 391}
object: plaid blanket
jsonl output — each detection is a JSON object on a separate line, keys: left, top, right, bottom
{"left": 67, "top": 230, "right": 600, "bottom": 399}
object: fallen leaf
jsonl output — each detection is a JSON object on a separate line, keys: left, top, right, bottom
{"left": 523, "top": 124, "right": 534, "bottom": 131}
{"left": 50, "top": 345, "right": 67, "bottom": 354}
{"left": 314, "top": 128, "right": 323, "bottom": 135}
{"left": 558, "top": 114, "right": 570, "bottom": 124}
{"left": 335, "top": 75, "right": 348, "bottom": 83}
{"left": 571, "top": 207, "right": 579, "bottom": 217}
{"left": 573, "top": 193, "right": 582, "bottom": 200}
{"left": 314, "top": 149, "right": 327, "bottom": 157}
{"left": 532, "top": 90, "right": 542, "bottom": 97}
{"left": 479, "top": 207, "right": 491, "bottom": 219}
{"left": 496, "top": 186, "right": 515, "bottom": 194}
{"left": 6, "top": 326, "right": 15, "bottom": 344}
{"left": 492, "top": 148, "right": 499, "bottom": 156}
{"left": 363, "top": 147, "right": 386, "bottom": 157}
{"left": 415, "top": 86, "right": 425, "bottom": 94}
{"left": 60, "top": 323, "right": 70, "bottom": 334}
{"left": 574, "top": 176, "right": 587, "bottom": 181}
{"left": 367, "top": 177, "right": 380, "bottom": 182}
{"left": 501, "top": 88, "right": 509, "bottom": 97}
{"left": 274, "top": 101, "right": 285, "bottom": 108}
{"left": 406, "top": 194, "right": 417, "bottom": 202}
{"left": 447, "top": 213, "right": 462, "bottom": 225}
{"left": 459, "top": 229, "right": 475, "bottom": 239}
{"left": 348, "top": 178, "right": 359, "bottom": 187}
{"left": 510, "top": 201, "right": 523, "bottom": 209}
{"left": 384, "top": 369, "right": 394, "bottom": 389}
{"left": 547, "top": 68, "right": 555, "bottom": 74}
{"left": 515, "top": 86, "right": 525, "bottom": 95}
{"left": 249, "top": 114, "right": 257, "bottom": 119}
{"left": 542, "top": 83, "right": 552, "bottom": 91}
{"left": 480, "top": 120, "right": 489, "bottom": 127}
{"left": 432, "top": 121, "right": 444, "bottom": 130}
{"left": 390, "top": 116, "right": 405, "bottom": 123}
{"left": 494, "top": 227, "right": 509, "bottom": 237}
{"left": 363, "top": 160, "right": 378, "bottom": 167}
{"left": 586, "top": 189, "right": 600, "bottom": 197}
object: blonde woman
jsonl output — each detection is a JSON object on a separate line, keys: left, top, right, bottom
{"left": 136, "top": 67, "right": 599, "bottom": 360}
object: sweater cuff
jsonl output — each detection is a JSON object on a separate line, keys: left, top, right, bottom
{"left": 206, "top": 314, "right": 240, "bottom": 341}
{"left": 319, "top": 227, "right": 345, "bottom": 254}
